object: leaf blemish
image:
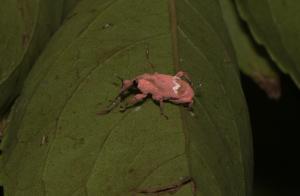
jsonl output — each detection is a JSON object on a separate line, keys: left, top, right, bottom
{"left": 22, "top": 33, "right": 30, "bottom": 48}
{"left": 190, "top": 111, "right": 195, "bottom": 117}
{"left": 40, "top": 135, "right": 48, "bottom": 146}
{"left": 102, "top": 23, "right": 113, "bottom": 29}
{"left": 134, "top": 177, "right": 194, "bottom": 194}
{"left": 134, "top": 106, "right": 142, "bottom": 112}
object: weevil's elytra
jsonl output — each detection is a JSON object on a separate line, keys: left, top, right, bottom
{"left": 98, "top": 71, "right": 195, "bottom": 119}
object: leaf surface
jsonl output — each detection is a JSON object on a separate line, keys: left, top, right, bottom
{"left": 0, "top": 0, "right": 80, "bottom": 115}
{"left": 235, "top": 0, "right": 300, "bottom": 88}
{"left": 62, "top": 0, "right": 81, "bottom": 19}
{"left": 1, "top": 0, "right": 252, "bottom": 195}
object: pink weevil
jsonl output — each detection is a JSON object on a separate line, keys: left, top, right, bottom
{"left": 98, "top": 71, "right": 195, "bottom": 118}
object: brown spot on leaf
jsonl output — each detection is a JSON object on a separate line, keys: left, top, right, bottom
{"left": 128, "top": 168, "right": 135, "bottom": 174}
{"left": 223, "top": 51, "right": 232, "bottom": 64}
{"left": 0, "top": 117, "right": 8, "bottom": 141}
{"left": 134, "top": 177, "right": 194, "bottom": 195}
{"left": 40, "top": 135, "right": 48, "bottom": 146}
{"left": 252, "top": 72, "right": 281, "bottom": 100}
{"left": 18, "top": 0, "right": 33, "bottom": 48}
{"left": 22, "top": 33, "right": 30, "bottom": 48}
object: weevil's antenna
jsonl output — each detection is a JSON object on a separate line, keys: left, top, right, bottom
{"left": 97, "top": 75, "right": 125, "bottom": 115}
{"left": 115, "top": 75, "right": 123, "bottom": 82}
{"left": 114, "top": 74, "right": 125, "bottom": 89}
{"left": 145, "top": 43, "right": 155, "bottom": 72}
{"left": 97, "top": 96, "right": 121, "bottom": 115}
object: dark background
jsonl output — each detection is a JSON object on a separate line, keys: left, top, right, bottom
{"left": 241, "top": 73, "right": 300, "bottom": 196}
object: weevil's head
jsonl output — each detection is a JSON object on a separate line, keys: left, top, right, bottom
{"left": 115, "top": 75, "right": 133, "bottom": 91}
{"left": 121, "top": 79, "right": 134, "bottom": 91}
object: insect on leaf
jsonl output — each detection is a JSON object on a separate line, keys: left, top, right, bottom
{"left": 1, "top": 0, "right": 252, "bottom": 195}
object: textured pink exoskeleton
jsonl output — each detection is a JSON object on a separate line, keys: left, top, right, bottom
{"left": 98, "top": 71, "right": 195, "bottom": 118}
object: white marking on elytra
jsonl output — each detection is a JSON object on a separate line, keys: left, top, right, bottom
{"left": 172, "top": 76, "right": 181, "bottom": 94}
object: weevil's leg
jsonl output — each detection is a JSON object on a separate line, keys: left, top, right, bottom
{"left": 152, "top": 95, "right": 168, "bottom": 119}
{"left": 187, "top": 100, "right": 194, "bottom": 111}
{"left": 98, "top": 78, "right": 135, "bottom": 115}
{"left": 175, "top": 71, "right": 193, "bottom": 85}
{"left": 169, "top": 99, "right": 193, "bottom": 111}
{"left": 159, "top": 99, "right": 168, "bottom": 120}
{"left": 120, "top": 93, "right": 147, "bottom": 111}
{"left": 98, "top": 82, "right": 131, "bottom": 115}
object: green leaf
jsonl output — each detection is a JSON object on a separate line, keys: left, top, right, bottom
{"left": 62, "top": 0, "right": 81, "bottom": 19}
{"left": 0, "top": 0, "right": 77, "bottom": 115}
{"left": 235, "top": 0, "right": 300, "bottom": 88}
{"left": 1, "top": 0, "right": 252, "bottom": 195}
{"left": 220, "top": 0, "right": 281, "bottom": 99}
